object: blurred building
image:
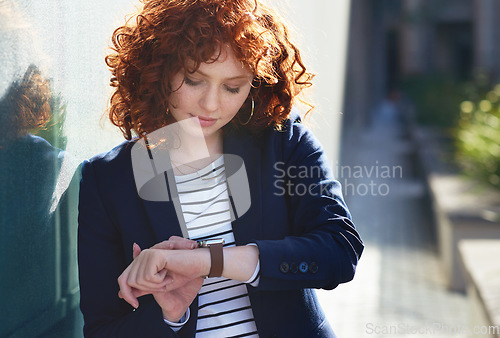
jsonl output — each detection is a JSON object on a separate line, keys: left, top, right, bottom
{"left": 344, "top": 0, "right": 500, "bottom": 128}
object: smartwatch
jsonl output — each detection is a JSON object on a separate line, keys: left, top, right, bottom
{"left": 197, "top": 238, "right": 225, "bottom": 278}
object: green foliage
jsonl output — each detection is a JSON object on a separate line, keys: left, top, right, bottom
{"left": 402, "top": 74, "right": 466, "bottom": 128}
{"left": 455, "top": 83, "right": 500, "bottom": 189}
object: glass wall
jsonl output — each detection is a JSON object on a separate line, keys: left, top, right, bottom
{"left": 0, "top": 1, "right": 135, "bottom": 336}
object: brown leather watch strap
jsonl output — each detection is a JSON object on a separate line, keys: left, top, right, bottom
{"left": 208, "top": 242, "right": 224, "bottom": 278}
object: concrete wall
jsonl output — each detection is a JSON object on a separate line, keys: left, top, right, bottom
{"left": 473, "top": 0, "right": 500, "bottom": 78}
{"left": 264, "top": 0, "right": 351, "bottom": 169}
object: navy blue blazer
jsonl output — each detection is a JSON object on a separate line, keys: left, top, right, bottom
{"left": 78, "top": 115, "right": 364, "bottom": 337}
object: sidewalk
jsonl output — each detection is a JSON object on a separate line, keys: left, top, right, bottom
{"left": 317, "top": 114, "right": 470, "bottom": 337}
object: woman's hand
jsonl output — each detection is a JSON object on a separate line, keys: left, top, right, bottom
{"left": 118, "top": 237, "right": 260, "bottom": 321}
{"left": 118, "top": 236, "right": 207, "bottom": 322}
{"left": 152, "top": 274, "right": 203, "bottom": 322}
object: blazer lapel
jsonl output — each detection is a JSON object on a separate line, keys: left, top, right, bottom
{"left": 223, "top": 131, "right": 265, "bottom": 329}
{"left": 223, "top": 131, "right": 263, "bottom": 245}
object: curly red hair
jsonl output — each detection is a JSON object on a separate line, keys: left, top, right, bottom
{"left": 106, "top": 0, "right": 313, "bottom": 139}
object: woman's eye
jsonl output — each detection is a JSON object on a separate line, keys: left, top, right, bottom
{"left": 225, "top": 85, "right": 240, "bottom": 94}
{"left": 184, "top": 77, "right": 201, "bottom": 86}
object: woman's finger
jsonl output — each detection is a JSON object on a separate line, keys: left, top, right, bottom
{"left": 150, "top": 240, "right": 172, "bottom": 250}
{"left": 118, "top": 287, "right": 149, "bottom": 301}
{"left": 133, "top": 242, "right": 141, "bottom": 259}
{"left": 150, "top": 238, "right": 197, "bottom": 250}
{"left": 167, "top": 236, "right": 198, "bottom": 249}
{"left": 147, "top": 237, "right": 198, "bottom": 253}
{"left": 117, "top": 266, "right": 139, "bottom": 309}
{"left": 130, "top": 251, "right": 171, "bottom": 289}
{"left": 134, "top": 268, "right": 169, "bottom": 288}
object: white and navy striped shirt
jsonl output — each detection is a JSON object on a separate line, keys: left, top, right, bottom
{"left": 174, "top": 156, "right": 259, "bottom": 337}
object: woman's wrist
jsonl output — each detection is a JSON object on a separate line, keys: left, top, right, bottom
{"left": 163, "top": 307, "right": 190, "bottom": 326}
{"left": 162, "top": 311, "right": 183, "bottom": 323}
{"left": 221, "top": 245, "right": 260, "bottom": 281}
{"left": 193, "top": 248, "right": 211, "bottom": 277}
{"left": 196, "top": 239, "right": 225, "bottom": 278}
{"left": 187, "top": 246, "right": 259, "bottom": 281}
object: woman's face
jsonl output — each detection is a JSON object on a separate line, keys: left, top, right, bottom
{"left": 168, "top": 46, "right": 254, "bottom": 141}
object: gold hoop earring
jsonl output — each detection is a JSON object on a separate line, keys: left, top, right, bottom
{"left": 239, "top": 96, "right": 254, "bottom": 125}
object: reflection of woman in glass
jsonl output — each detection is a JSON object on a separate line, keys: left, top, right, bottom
{"left": 0, "top": 3, "right": 66, "bottom": 334}
{"left": 0, "top": 63, "right": 65, "bottom": 338}
{"left": 78, "top": 0, "right": 363, "bottom": 337}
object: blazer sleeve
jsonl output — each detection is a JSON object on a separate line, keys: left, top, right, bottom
{"left": 78, "top": 159, "right": 187, "bottom": 337}
{"left": 253, "top": 119, "right": 364, "bottom": 291}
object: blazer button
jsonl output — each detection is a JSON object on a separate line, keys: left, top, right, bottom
{"left": 290, "top": 263, "right": 298, "bottom": 274}
{"left": 299, "top": 262, "right": 308, "bottom": 273}
{"left": 309, "top": 262, "right": 318, "bottom": 274}
{"left": 279, "top": 262, "right": 289, "bottom": 273}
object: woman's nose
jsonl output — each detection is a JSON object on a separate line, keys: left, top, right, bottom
{"left": 199, "top": 86, "right": 220, "bottom": 113}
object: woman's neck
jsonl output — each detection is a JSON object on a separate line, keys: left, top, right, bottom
{"left": 169, "top": 130, "right": 223, "bottom": 174}
{"left": 204, "top": 131, "right": 223, "bottom": 157}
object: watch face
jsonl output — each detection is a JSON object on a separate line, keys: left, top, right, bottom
{"left": 197, "top": 238, "right": 225, "bottom": 247}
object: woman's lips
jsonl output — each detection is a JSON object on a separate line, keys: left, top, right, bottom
{"left": 191, "top": 114, "right": 217, "bottom": 127}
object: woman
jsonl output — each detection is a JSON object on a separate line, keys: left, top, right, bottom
{"left": 78, "top": 0, "right": 363, "bottom": 337}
